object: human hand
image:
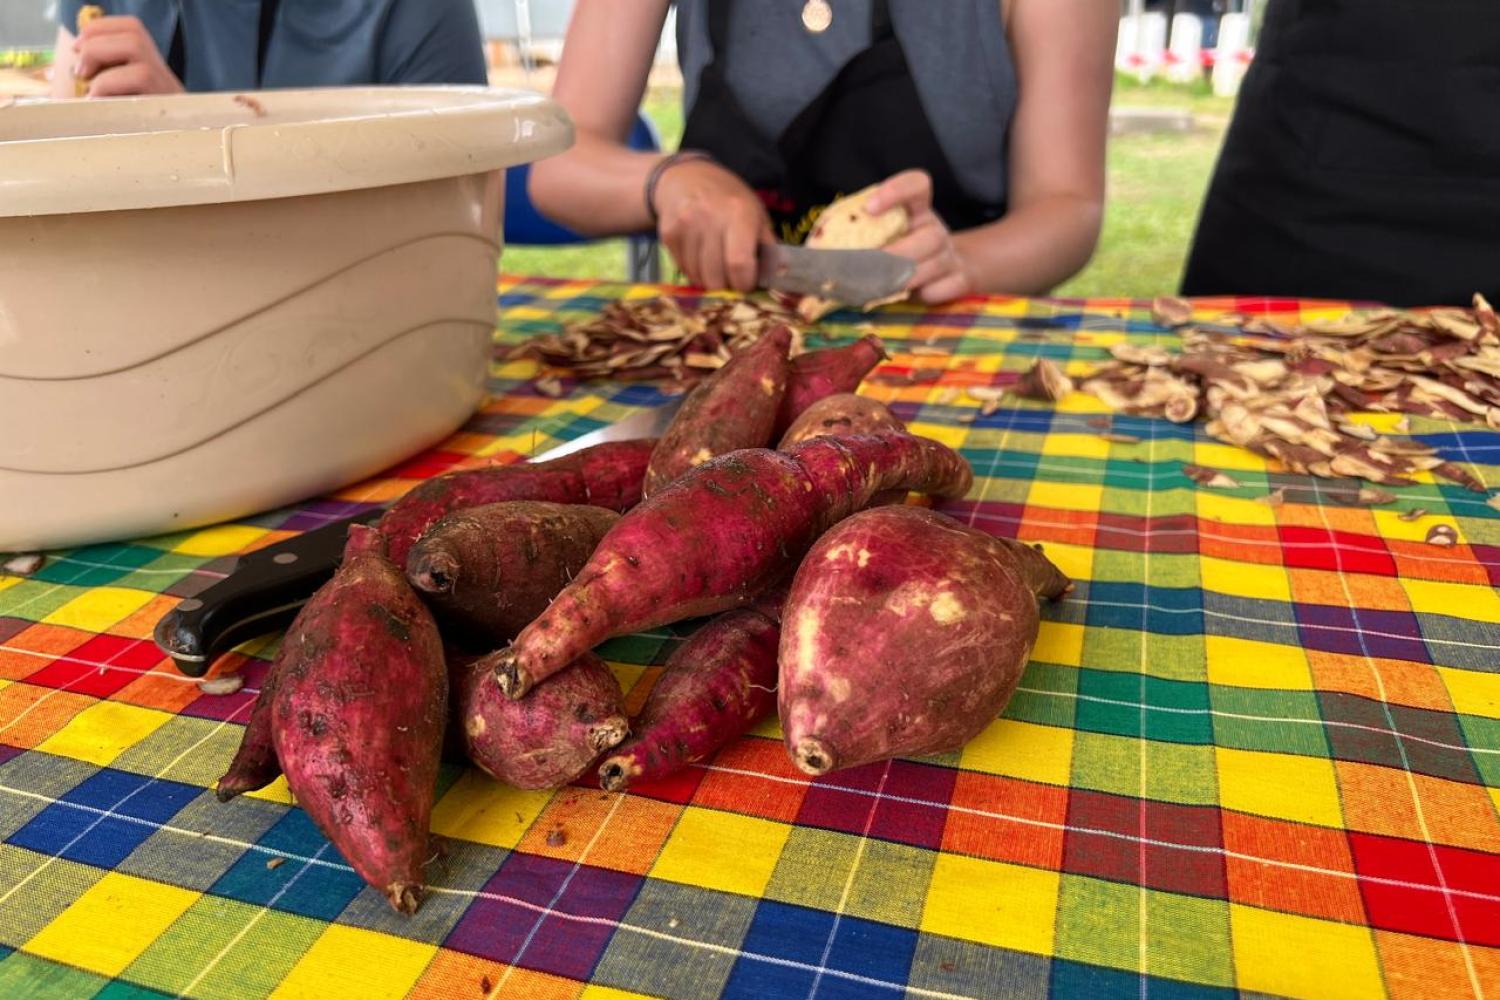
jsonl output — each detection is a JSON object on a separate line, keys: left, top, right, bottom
{"left": 74, "top": 16, "right": 184, "bottom": 97}
{"left": 653, "top": 158, "right": 775, "bottom": 291}
{"left": 866, "top": 170, "right": 974, "bottom": 304}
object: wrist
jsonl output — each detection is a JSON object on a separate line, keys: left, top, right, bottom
{"left": 644, "top": 150, "right": 717, "bottom": 224}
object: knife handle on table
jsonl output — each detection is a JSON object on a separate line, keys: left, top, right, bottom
{"left": 152, "top": 509, "right": 381, "bottom": 676}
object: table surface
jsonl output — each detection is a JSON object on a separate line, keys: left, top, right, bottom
{"left": 1, "top": 277, "right": 1498, "bottom": 1000}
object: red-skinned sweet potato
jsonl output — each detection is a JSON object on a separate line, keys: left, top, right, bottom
{"left": 484, "top": 431, "right": 972, "bottom": 698}
{"left": 215, "top": 665, "right": 283, "bottom": 801}
{"left": 460, "top": 651, "right": 626, "bottom": 789}
{"left": 377, "top": 438, "right": 654, "bottom": 567}
{"left": 778, "top": 506, "right": 1069, "bottom": 776}
{"left": 269, "top": 525, "right": 448, "bottom": 914}
{"left": 643, "top": 326, "right": 792, "bottom": 497}
{"left": 406, "top": 501, "right": 620, "bottom": 643}
{"left": 777, "top": 393, "right": 902, "bottom": 449}
{"left": 774, "top": 335, "right": 887, "bottom": 435}
{"left": 598, "top": 588, "right": 786, "bottom": 792}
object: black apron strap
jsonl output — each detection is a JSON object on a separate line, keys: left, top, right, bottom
{"left": 681, "top": 0, "right": 1005, "bottom": 237}
{"left": 166, "top": 13, "right": 186, "bottom": 81}
{"left": 257, "top": 0, "right": 280, "bottom": 86}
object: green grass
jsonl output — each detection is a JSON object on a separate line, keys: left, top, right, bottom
{"left": 503, "top": 83, "right": 1230, "bottom": 300}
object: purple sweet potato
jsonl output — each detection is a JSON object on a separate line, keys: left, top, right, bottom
{"left": 643, "top": 326, "right": 792, "bottom": 497}
{"left": 459, "top": 650, "right": 626, "bottom": 789}
{"left": 774, "top": 335, "right": 887, "bottom": 435}
{"left": 269, "top": 525, "right": 448, "bottom": 914}
{"left": 484, "top": 431, "right": 972, "bottom": 698}
{"left": 377, "top": 438, "right": 655, "bottom": 567}
{"left": 777, "top": 393, "right": 903, "bottom": 449}
{"left": 598, "top": 588, "right": 786, "bottom": 792}
{"left": 215, "top": 664, "right": 283, "bottom": 801}
{"left": 406, "top": 501, "right": 620, "bottom": 642}
{"left": 778, "top": 506, "right": 1069, "bottom": 776}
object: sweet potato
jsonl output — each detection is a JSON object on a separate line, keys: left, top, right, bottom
{"left": 377, "top": 438, "right": 654, "bottom": 567}
{"left": 215, "top": 664, "right": 283, "bottom": 801}
{"left": 778, "top": 393, "right": 902, "bottom": 449}
{"left": 269, "top": 525, "right": 448, "bottom": 914}
{"left": 484, "top": 431, "right": 972, "bottom": 698}
{"left": 778, "top": 506, "right": 1069, "bottom": 776}
{"left": 406, "top": 501, "right": 619, "bottom": 642}
{"left": 598, "top": 588, "right": 786, "bottom": 792}
{"left": 775, "top": 336, "right": 887, "bottom": 436}
{"left": 643, "top": 326, "right": 792, "bottom": 497}
{"left": 460, "top": 650, "right": 626, "bottom": 789}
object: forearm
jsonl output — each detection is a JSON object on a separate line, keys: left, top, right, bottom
{"left": 953, "top": 194, "right": 1103, "bottom": 296}
{"left": 528, "top": 132, "right": 663, "bottom": 237}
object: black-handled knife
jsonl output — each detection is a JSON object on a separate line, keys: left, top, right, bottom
{"left": 153, "top": 508, "right": 382, "bottom": 676}
{"left": 153, "top": 400, "right": 683, "bottom": 676}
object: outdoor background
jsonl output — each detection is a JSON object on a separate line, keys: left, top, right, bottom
{"left": 0, "top": 3, "right": 1241, "bottom": 300}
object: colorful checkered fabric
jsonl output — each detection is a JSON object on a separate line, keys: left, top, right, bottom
{"left": 2, "top": 277, "right": 1498, "bottom": 1000}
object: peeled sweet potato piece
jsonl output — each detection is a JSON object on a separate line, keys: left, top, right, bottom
{"left": 598, "top": 588, "right": 786, "bottom": 792}
{"left": 787, "top": 185, "right": 909, "bottom": 322}
{"left": 460, "top": 651, "right": 626, "bottom": 789}
{"left": 775, "top": 336, "right": 887, "bottom": 436}
{"left": 406, "top": 501, "right": 619, "bottom": 643}
{"left": 269, "top": 525, "right": 448, "bottom": 914}
{"left": 484, "top": 431, "right": 973, "bottom": 698}
{"left": 779, "top": 506, "right": 1068, "bottom": 776}
{"left": 643, "top": 326, "right": 792, "bottom": 497}
{"left": 377, "top": 438, "right": 654, "bottom": 567}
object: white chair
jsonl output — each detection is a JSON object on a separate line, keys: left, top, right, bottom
{"left": 1118, "top": 12, "right": 1169, "bottom": 82}
{"left": 1165, "top": 13, "right": 1204, "bottom": 85}
{"left": 1212, "top": 12, "right": 1253, "bottom": 97}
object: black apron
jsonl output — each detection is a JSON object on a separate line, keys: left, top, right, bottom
{"left": 1182, "top": 0, "right": 1500, "bottom": 306}
{"left": 679, "top": 0, "right": 1004, "bottom": 241}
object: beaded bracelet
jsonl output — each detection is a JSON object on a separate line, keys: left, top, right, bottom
{"left": 644, "top": 150, "right": 717, "bottom": 225}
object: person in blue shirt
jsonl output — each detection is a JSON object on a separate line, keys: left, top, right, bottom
{"left": 50, "top": 0, "right": 487, "bottom": 99}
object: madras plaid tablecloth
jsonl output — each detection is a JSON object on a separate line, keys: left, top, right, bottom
{"left": 1, "top": 277, "right": 1498, "bottom": 1000}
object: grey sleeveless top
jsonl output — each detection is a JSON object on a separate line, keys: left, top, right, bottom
{"left": 676, "top": 1, "right": 1018, "bottom": 209}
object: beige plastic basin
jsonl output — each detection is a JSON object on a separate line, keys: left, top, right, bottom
{"left": 0, "top": 87, "right": 572, "bottom": 552}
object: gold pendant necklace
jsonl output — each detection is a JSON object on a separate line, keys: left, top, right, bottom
{"left": 801, "top": 0, "right": 832, "bottom": 33}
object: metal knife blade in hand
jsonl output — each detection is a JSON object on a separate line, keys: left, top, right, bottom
{"left": 755, "top": 243, "right": 916, "bottom": 306}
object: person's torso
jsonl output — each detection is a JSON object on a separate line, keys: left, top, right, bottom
{"left": 675, "top": 0, "right": 1018, "bottom": 213}
{"left": 85, "top": 0, "right": 484, "bottom": 91}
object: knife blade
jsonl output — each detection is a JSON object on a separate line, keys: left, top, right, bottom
{"left": 152, "top": 399, "right": 683, "bottom": 676}
{"left": 755, "top": 243, "right": 915, "bottom": 305}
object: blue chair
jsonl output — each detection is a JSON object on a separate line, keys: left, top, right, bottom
{"left": 504, "top": 112, "right": 663, "bottom": 282}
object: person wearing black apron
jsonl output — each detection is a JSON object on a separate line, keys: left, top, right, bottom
{"left": 679, "top": 0, "right": 1002, "bottom": 242}
{"left": 1181, "top": 0, "right": 1500, "bottom": 307}
{"left": 530, "top": 0, "right": 1115, "bottom": 301}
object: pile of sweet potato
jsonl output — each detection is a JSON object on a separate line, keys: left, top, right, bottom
{"left": 213, "top": 328, "right": 1067, "bottom": 914}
